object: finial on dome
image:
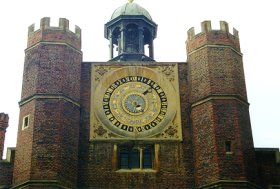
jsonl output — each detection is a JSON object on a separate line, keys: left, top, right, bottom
{"left": 128, "top": 0, "right": 134, "bottom": 3}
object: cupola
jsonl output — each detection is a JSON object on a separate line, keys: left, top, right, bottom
{"left": 105, "top": 0, "right": 157, "bottom": 61}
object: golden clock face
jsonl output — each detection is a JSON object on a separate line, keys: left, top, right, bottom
{"left": 103, "top": 76, "right": 167, "bottom": 133}
{"left": 94, "top": 66, "right": 176, "bottom": 138}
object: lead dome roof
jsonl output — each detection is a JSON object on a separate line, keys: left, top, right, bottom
{"left": 110, "top": 1, "right": 152, "bottom": 21}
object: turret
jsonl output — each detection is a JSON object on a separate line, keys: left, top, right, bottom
{"left": 0, "top": 113, "right": 9, "bottom": 160}
{"left": 13, "top": 17, "right": 82, "bottom": 188}
{"left": 187, "top": 21, "right": 245, "bottom": 102}
{"left": 105, "top": 0, "right": 157, "bottom": 61}
{"left": 187, "top": 21, "right": 258, "bottom": 188}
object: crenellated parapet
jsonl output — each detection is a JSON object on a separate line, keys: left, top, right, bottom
{"left": 0, "top": 113, "right": 9, "bottom": 130}
{"left": 187, "top": 21, "right": 247, "bottom": 103}
{"left": 27, "top": 17, "right": 81, "bottom": 50}
{"left": 187, "top": 20, "right": 240, "bottom": 53}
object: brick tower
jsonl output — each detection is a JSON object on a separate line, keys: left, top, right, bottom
{"left": 12, "top": 17, "right": 82, "bottom": 188}
{"left": 187, "top": 21, "right": 258, "bottom": 188}
{"left": 0, "top": 113, "right": 9, "bottom": 160}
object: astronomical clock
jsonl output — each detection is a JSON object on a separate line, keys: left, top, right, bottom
{"left": 90, "top": 63, "right": 182, "bottom": 141}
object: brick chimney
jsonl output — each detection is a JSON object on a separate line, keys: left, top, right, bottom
{"left": 0, "top": 113, "right": 9, "bottom": 159}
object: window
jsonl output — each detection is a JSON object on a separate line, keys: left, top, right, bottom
{"left": 119, "top": 148, "right": 129, "bottom": 169}
{"left": 118, "top": 144, "right": 154, "bottom": 170}
{"left": 22, "top": 115, "right": 29, "bottom": 130}
{"left": 143, "top": 147, "right": 153, "bottom": 168}
{"left": 225, "top": 141, "right": 233, "bottom": 154}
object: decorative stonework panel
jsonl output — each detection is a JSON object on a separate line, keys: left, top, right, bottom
{"left": 94, "top": 66, "right": 111, "bottom": 82}
{"left": 157, "top": 65, "right": 176, "bottom": 82}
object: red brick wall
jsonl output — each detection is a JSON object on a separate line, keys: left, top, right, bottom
{"left": 191, "top": 100, "right": 257, "bottom": 186}
{"left": 77, "top": 62, "right": 195, "bottom": 188}
{"left": 0, "top": 161, "right": 13, "bottom": 188}
{"left": 78, "top": 143, "right": 192, "bottom": 188}
{"left": 13, "top": 101, "right": 35, "bottom": 184}
{"left": 0, "top": 148, "right": 15, "bottom": 188}
{"left": 78, "top": 59, "right": 258, "bottom": 188}
{"left": 191, "top": 102, "right": 220, "bottom": 184}
{"left": 28, "top": 99, "right": 80, "bottom": 184}
{"left": 187, "top": 34, "right": 246, "bottom": 103}
{"left": 21, "top": 42, "right": 81, "bottom": 102}
{"left": 255, "top": 148, "right": 280, "bottom": 188}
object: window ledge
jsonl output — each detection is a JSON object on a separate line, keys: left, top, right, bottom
{"left": 226, "top": 152, "right": 234, "bottom": 155}
{"left": 116, "top": 169, "right": 157, "bottom": 173}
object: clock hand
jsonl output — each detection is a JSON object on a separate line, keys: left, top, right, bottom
{"left": 143, "top": 87, "right": 152, "bottom": 95}
{"left": 135, "top": 104, "right": 144, "bottom": 112}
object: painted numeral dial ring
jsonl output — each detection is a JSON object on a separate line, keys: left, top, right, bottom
{"left": 103, "top": 76, "right": 167, "bottom": 133}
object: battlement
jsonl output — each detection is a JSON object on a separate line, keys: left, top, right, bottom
{"left": 187, "top": 20, "right": 239, "bottom": 41}
{"left": 186, "top": 20, "right": 241, "bottom": 53}
{"left": 27, "top": 17, "right": 82, "bottom": 49}
{"left": 0, "top": 113, "right": 9, "bottom": 125}
{"left": 28, "top": 17, "right": 81, "bottom": 38}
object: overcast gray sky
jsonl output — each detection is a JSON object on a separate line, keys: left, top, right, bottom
{"left": 0, "top": 0, "right": 279, "bottom": 157}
